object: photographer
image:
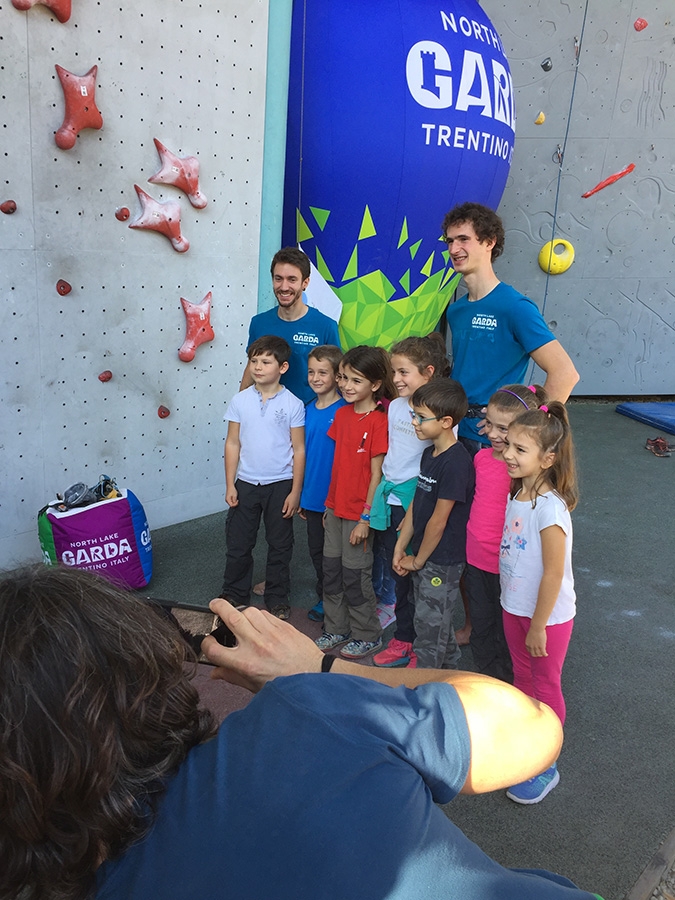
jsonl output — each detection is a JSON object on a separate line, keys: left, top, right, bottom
{"left": 0, "top": 566, "right": 600, "bottom": 900}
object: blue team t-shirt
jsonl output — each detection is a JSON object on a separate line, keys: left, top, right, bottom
{"left": 300, "top": 396, "right": 347, "bottom": 512}
{"left": 247, "top": 305, "right": 341, "bottom": 404}
{"left": 446, "top": 282, "right": 555, "bottom": 441}
{"left": 96, "top": 675, "right": 601, "bottom": 900}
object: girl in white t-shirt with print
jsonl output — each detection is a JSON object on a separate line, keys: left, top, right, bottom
{"left": 370, "top": 334, "right": 450, "bottom": 668}
{"left": 499, "top": 401, "right": 578, "bottom": 806}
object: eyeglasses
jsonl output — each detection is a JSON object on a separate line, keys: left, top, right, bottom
{"left": 409, "top": 410, "right": 441, "bottom": 425}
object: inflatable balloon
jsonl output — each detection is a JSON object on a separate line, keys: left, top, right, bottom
{"left": 283, "top": 0, "right": 515, "bottom": 349}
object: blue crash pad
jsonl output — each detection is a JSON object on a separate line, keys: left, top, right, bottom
{"left": 615, "top": 402, "right": 675, "bottom": 436}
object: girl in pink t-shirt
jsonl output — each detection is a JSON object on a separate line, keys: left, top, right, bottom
{"left": 464, "top": 383, "right": 547, "bottom": 682}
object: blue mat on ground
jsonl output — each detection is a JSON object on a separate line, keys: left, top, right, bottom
{"left": 615, "top": 402, "right": 675, "bottom": 436}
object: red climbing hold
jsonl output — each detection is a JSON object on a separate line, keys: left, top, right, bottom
{"left": 98, "top": 370, "right": 113, "bottom": 382}
{"left": 149, "top": 139, "right": 208, "bottom": 209}
{"left": 128, "top": 185, "right": 189, "bottom": 253}
{"left": 115, "top": 207, "right": 130, "bottom": 221}
{"left": 633, "top": 18, "right": 648, "bottom": 31}
{"left": 56, "top": 279, "right": 72, "bottom": 295}
{"left": 158, "top": 405, "right": 171, "bottom": 419}
{"left": 178, "top": 292, "right": 215, "bottom": 362}
{"left": 11, "top": 0, "right": 71, "bottom": 23}
{"left": 54, "top": 64, "right": 103, "bottom": 150}
{"left": 582, "top": 163, "right": 636, "bottom": 199}
{"left": 1, "top": 200, "right": 17, "bottom": 214}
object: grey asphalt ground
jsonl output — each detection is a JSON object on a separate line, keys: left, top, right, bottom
{"left": 144, "top": 401, "right": 675, "bottom": 900}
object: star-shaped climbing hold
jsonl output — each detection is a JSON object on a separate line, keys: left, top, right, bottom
{"left": 128, "top": 185, "right": 189, "bottom": 253}
{"left": 12, "top": 0, "right": 71, "bottom": 23}
{"left": 149, "top": 139, "right": 208, "bottom": 209}
{"left": 178, "top": 292, "right": 214, "bottom": 361}
{"left": 54, "top": 64, "right": 103, "bottom": 149}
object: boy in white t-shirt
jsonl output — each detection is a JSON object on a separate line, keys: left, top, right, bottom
{"left": 219, "top": 335, "right": 305, "bottom": 619}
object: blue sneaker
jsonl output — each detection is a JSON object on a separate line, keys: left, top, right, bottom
{"left": 506, "top": 764, "right": 560, "bottom": 804}
{"left": 307, "top": 600, "right": 324, "bottom": 622}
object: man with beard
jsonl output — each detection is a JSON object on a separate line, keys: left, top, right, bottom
{"left": 241, "top": 247, "right": 341, "bottom": 404}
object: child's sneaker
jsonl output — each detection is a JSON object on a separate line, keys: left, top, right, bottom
{"left": 373, "top": 638, "right": 414, "bottom": 668}
{"left": 307, "top": 600, "right": 324, "bottom": 622}
{"left": 376, "top": 601, "right": 396, "bottom": 629}
{"left": 506, "top": 764, "right": 559, "bottom": 804}
{"left": 315, "top": 632, "right": 351, "bottom": 651}
{"left": 340, "top": 637, "right": 383, "bottom": 659}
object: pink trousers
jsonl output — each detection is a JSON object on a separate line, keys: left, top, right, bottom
{"left": 502, "top": 610, "right": 574, "bottom": 725}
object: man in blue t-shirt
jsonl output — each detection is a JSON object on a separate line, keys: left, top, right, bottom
{"left": 443, "top": 203, "right": 579, "bottom": 453}
{"left": 2, "top": 566, "right": 604, "bottom": 900}
{"left": 241, "top": 247, "right": 341, "bottom": 404}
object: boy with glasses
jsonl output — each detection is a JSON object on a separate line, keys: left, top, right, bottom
{"left": 393, "top": 380, "right": 474, "bottom": 668}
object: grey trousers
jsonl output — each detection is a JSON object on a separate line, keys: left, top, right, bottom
{"left": 322, "top": 509, "right": 382, "bottom": 642}
{"left": 411, "top": 560, "right": 463, "bottom": 669}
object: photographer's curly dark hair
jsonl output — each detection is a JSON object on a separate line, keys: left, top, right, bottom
{"left": 0, "top": 565, "right": 217, "bottom": 900}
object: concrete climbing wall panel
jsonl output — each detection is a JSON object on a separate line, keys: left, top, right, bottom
{"left": 480, "top": 0, "right": 674, "bottom": 394}
{"left": 1, "top": 0, "right": 268, "bottom": 569}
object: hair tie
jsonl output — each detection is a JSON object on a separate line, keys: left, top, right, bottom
{"left": 497, "top": 388, "right": 529, "bottom": 409}
{"left": 540, "top": 405, "right": 549, "bottom": 413}
{"left": 527, "top": 385, "right": 537, "bottom": 393}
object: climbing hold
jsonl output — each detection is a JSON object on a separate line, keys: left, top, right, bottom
{"left": 633, "top": 18, "right": 648, "bottom": 31}
{"left": 54, "top": 64, "right": 103, "bottom": 150}
{"left": 56, "top": 279, "right": 72, "bottom": 295}
{"left": 98, "top": 370, "right": 113, "bottom": 382}
{"left": 534, "top": 111, "right": 546, "bottom": 125}
{"left": 582, "top": 162, "right": 635, "bottom": 198}
{"left": 538, "top": 240, "right": 575, "bottom": 275}
{"left": 115, "top": 207, "right": 130, "bottom": 221}
{"left": 178, "top": 292, "right": 215, "bottom": 362}
{"left": 128, "top": 185, "right": 189, "bottom": 253}
{"left": 541, "top": 57, "right": 553, "bottom": 71}
{"left": 158, "top": 405, "right": 171, "bottom": 419}
{"left": 149, "top": 139, "right": 208, "bottom": 209}
{"left": 11, "top": 0, "right": 71, "bottom": 23}
{"left": 1, "top": 200, "right": 17, "bottom": 214}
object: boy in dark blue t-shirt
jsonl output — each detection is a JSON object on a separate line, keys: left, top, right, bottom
{"left": 393, "top": 380, "right": 474, "bottom": 668}
{"left": 300, "top": 345, "right": 346, "bottom": 621}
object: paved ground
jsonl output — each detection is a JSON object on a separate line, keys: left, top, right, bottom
{"left": 144, "top": 401, "right": 675, "bottom": 900}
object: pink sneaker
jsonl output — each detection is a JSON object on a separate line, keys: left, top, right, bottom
{"left": 373, "top": 638, "right": 414, "bottom": 668}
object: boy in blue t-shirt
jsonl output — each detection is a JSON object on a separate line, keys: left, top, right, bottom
{"left": 300, "top": 345, "right": 346, "bottom": 622}
{"left": 393, "top": 380, "right": 474, "bottom": 669}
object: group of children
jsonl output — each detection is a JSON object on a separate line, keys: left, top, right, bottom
{"left": 220, "top": 330, "right": 579, "bottom": 804}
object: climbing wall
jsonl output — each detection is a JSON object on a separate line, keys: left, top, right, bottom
{"left": 0, "top": 0, "right": 268, "bottom": 568}
{"left": 481, "top": 0, "right": 674, "bottom": 395}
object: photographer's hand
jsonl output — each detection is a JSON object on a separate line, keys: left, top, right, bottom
{"left": 202, "top": 599, "right": 324, "bottom": 692}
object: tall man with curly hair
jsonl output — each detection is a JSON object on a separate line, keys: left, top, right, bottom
{"left": 442, "top": 202, "right": 579, "bottom": 455}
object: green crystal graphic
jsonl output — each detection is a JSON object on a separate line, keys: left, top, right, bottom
{"left": 297, "top": 205, "right": 461, "bottom": 350}
{"left": 310, "top": 207, "right": 331, "bottom": 230}
{"left": 337, "top": 267, "right": 460, "bottom": 350}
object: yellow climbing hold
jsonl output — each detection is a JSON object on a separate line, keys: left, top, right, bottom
{"left": 538, "top": 239, "right": 575, "bottom": 274}
{"left": 535, "top": 111, "right": 546, "bottom": 125}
